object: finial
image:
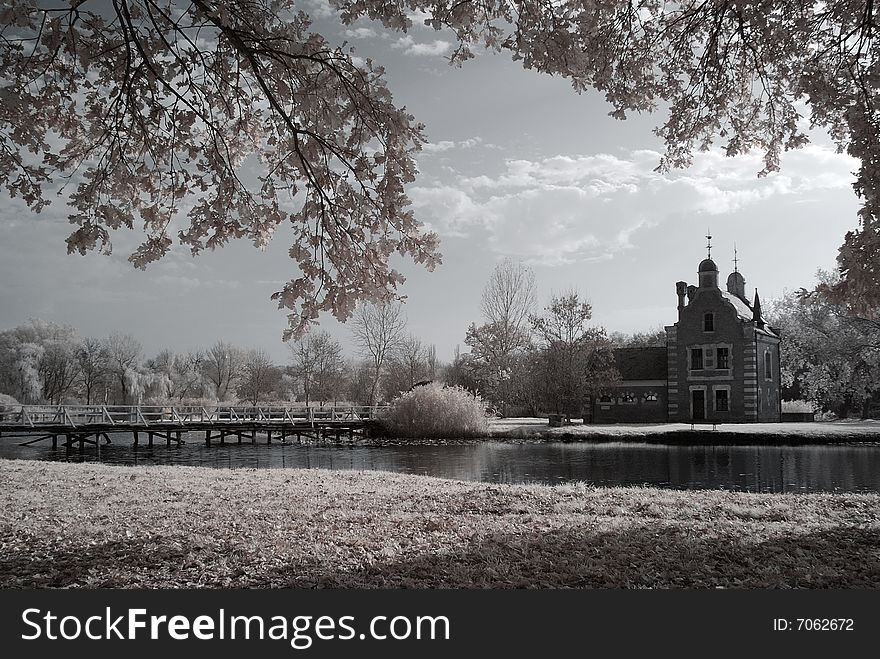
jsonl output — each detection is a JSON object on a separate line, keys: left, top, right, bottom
{"left": 706, "top": 229, "right": 712, "bottom": 259}
{"left": 733, "top": 243, "right": 739, "bottom": 273}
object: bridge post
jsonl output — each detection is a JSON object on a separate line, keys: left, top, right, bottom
{"left": 148, "top": 432, "right": 153, "bottom": 447}
{"left": 51, "top": 435, "right": 57, "bottom": 449}
{"left": 205, "top": 430, "right": 211, "bottom": 447}
{"left": 133, "top": 431, "right": 139, "bottom": 447}
{"left": 267, "top": 429, "right": 272, "bottom": 444}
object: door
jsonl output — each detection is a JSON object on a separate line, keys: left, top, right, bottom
{"left": 692, "top": 390, "right": 706, "bottom": 421}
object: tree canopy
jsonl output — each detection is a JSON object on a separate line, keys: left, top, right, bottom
{"left": 3, "top": 0, "right": 879, "bottom": 337}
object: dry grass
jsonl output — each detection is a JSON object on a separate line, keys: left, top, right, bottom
{"left": 0, "top": 459, "right": 877, "bottom": 589}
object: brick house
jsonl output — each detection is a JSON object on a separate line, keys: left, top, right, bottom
{"left": 594, "top": 252, "right": 781, "bottom": 423}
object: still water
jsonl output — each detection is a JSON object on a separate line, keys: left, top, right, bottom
{"left": 2, "top": 432, "right": 879, "bottom": 493}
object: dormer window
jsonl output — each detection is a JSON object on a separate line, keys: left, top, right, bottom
{"left": 703, "top": 313, "right": 714, "bottom": 332}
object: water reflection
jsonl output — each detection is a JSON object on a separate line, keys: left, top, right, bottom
{"left": 1, "top": 434, "right": 879, "bottom": 493}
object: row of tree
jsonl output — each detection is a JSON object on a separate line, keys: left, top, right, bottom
{"left": 768, "top": 271, "right": 880, "bottom": 419}
{"left": 8, "top": 263, "right": 874, "bottom": 418}
{"left": 0, "top": 315, "right": 442, "bottom": 408}
{"left": 0, "top": 260, "right": 651, "bottom": 413}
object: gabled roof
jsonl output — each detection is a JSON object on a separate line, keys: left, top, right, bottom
{"left": 721, "top": 291, "right": 753, "bottom": 321}
{"left": 612, "top": 347, "right": 667, "bottom": 381}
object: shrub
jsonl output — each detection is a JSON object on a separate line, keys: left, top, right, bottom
{"left": 380, "top": 383, "right": 490, "bottom": 438}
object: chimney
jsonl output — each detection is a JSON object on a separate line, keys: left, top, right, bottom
{"left": 676, "top": 281, "right": 687, "bottom": 312}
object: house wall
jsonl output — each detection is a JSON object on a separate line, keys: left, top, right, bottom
{"left": 669, "top": 286, "right": 749, "bottom": 423}
{"left": 593, "top": 380, "right": 667, "bottom": 423}
{"left": 756, "top": 333, "right": 782, "bottom": 422}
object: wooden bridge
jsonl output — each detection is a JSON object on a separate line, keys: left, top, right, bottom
{"left": 0, "top": 404, "right": 387, "bottom": 452}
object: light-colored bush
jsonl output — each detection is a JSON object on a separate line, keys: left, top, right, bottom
{"left": 781, "top": 399, "right": 815, "bottom": 413}
{"left": 0, "top": 393, "right": 20, "bottom": 407}
{"left": 381, "top": 383, "right": 489, "bottom": 438}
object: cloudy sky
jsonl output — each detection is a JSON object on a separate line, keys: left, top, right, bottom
{"left": 0, "top": 3, "right": 862, "bottom": 363}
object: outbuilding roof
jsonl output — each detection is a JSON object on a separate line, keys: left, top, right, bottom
{"left": 613, "top": 347, "right": 667, "bottom": 381}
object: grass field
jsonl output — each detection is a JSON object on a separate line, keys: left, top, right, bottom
{"left": 1, "top": 459, "right": 877, "bottom": 588}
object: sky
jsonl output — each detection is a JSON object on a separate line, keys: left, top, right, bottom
{"left": 0, "top": 2, "right": 864, "bottom": 364}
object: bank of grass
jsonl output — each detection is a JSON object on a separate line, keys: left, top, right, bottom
{"left": 489, "top": 418, "right": 880, "bottom": 444}
{"left": 1, "top": 459, "right": 877, "bottom": 588}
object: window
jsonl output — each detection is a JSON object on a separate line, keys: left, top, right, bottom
{"left": 764, "top": 351, "right": 772, "bottom": 379}
{"left": 691, "top": 348, "right": 703, "bottom": 370}
{"left": 621, "top": 392, "right": 635, "bottom": 403}
{"left": 704, "top": 313, "right": 714, "bottom": 332}
{"left": 717, "top": 347, "right": 729, "bottom": 369}
{"left": 715, "top": 389, "right": 729, "bottom": 412}
{"left": 599, "top": 394, "right": 613, "bottom": 403}
{"left": 644, "top": 392, "right": 658, "bottom": 402}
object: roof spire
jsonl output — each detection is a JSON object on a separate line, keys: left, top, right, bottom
{"left": 733, "top": 243, "right": 739, "bottom": 273}
{"left": 753, "top": 289, "right": 764, "bottom": 329}
{"left": 706, "top": 228, "right": 712, "bottom": 259}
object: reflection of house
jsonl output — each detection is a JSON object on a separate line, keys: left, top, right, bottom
{"left": 593, "top": 249, "right": 782, "bottom": 423}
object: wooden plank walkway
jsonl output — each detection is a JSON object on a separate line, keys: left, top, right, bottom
{"left": 0, "top": 405, "right": 387, "bottom": 449}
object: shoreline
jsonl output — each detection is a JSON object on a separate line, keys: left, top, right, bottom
{"left": 0, "top": 459, "right": 877, "bottom": 588}
{"left": 485, "top": 418, "right": 880, "bottom": 445}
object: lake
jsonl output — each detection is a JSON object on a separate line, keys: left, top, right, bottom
{"left": 2, "top": 433, "right": 879, "bottom": 493}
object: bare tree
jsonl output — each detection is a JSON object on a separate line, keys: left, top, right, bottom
{"left": 238, "top": 349, "right": 278, "bottom": 406}
{"left": 426, "top": 344, "right": 438, "bottom": 381}
{"left": 531, "top": 291, "right": 619, "bottom": 417}
{"left": 289, "top": 335, "right": 319, "bottom": 407}
{"left": 104, "top": 332, "right": 142, "bottom": 404}
{"left": 466, "top": 259, "right": 536, "bottom": 414}
{"left": 385, "top": 334, "right": 428, "bottom": 398}
{"left": 481, "top": 259, "right": 537, "bottom": 335}
{"left": 76, "top": 337, "right": 109, "bottom": 405}
{"left": 204, "top": 341, "right": 244, "bottom": 401}
{"left": 312, "top": 335, "right": 345, "bottom": 405}
{"left": 350, "top": 301, "right": 407, "bottom": 406}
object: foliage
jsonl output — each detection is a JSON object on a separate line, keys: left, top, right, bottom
{"left": 0, "top": 0, "right": 439, "bottom": 338}
{"left": 530, "top": 291, "right": 619, "bottom": 416}
{"left": 335, "top": 0, "right": 880, "bottom": 316}
{"left": 0, "top": 319, "right": 81, "bottom": 404}
{"left": 381, "top": 382, "right": 489, "bottom": 438}
{"left": 767, "top": 271, "right": 880, "bottom": 417}
{"left": 610, "top": 327, "right": 668, "bottom": 348}
{"left": 8, "top": 1, "right": 880, "bottom": 329}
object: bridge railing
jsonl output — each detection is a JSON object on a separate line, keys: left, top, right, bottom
{"left": 0, "top": 404, "right": 388, "bottom": 428}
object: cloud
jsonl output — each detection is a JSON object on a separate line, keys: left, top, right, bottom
{"left": 392, "top": 35, "right": 451, "bottom": 57}
{"left": 409, "top": 145, "right": 858, "bottom": 266}
{"left": 344, "top": 27, "right": 378, "bottom": 40}
{"left": 421, "top": 137, "right": 489, "bottom": 153}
